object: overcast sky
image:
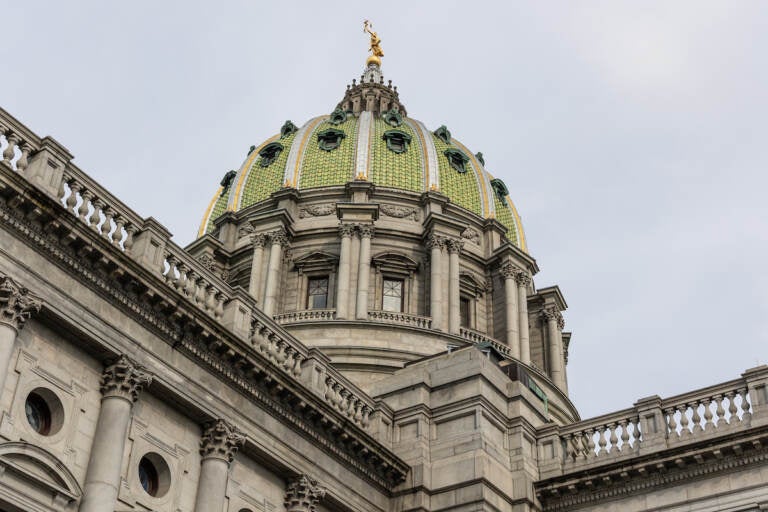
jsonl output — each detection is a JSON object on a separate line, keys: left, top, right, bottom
{"left": 3, "top": 1, "right": 766, "bottom": 419}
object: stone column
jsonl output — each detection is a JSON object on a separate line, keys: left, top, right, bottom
{"left": 500, "top": 263, "right": 520, "bottom": 359}
{"left": 335, "top": 224, "right": 355, "bottom": 319}
{"left": 543, "top": 307, "right": 566, "bottom": 390}
{"left": 427, "top": 235, "right": 444, "bottom": 331}
{"left": 0, "top": 276, "right": 41, "bottom": 391}
{"left": 193, "top": 419, "right": 245, "bottom": 512}
{"left": 262, "top": 228, "right": 288, "bottom": 317}
{"left": 515, "top": 271, "right": 531, "bottom": 365}
{"left": 447, "top": 239, "right": 463, "bottom": 335}
{"left": 355, "top": 225, "right": 374, "bottom": 320}
{"left": 248, "top": 234, "right": 267, "bottom": 304}
{"left": 284, "top": 474, "right": 326, "bottom": 512}
{"left": 80, "top": 356, "right": 152, "bottom": 512}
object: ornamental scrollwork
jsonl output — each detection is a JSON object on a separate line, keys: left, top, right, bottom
{"left": 299, "top": 203, "right": 335, "bottom": 218}
{"left": 0, "top": 275, "right": 42, "bottom": 332}
{"left": 100, "top": 354, "right": 153, "bottom": 402}
{"left": 200, "top": 419, "right": 245, "bottom": 463}
{"left": 461, "top": 227, "right": 480, "bottom": 245}
{"left": 380, "top": 203, "right": 419, "bottom": 221}
{"left": 285, "top": 474, "right": 326, "bottom": 512}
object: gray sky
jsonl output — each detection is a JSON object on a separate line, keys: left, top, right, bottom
{"left": 3, "top": 1, "right": 766, "bottom": 419}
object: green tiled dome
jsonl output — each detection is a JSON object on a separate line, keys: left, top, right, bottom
{"left": 199, "top": 112, "right": 527, "bottom": 251}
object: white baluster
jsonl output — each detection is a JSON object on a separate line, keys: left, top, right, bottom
{"left": 702, "top": 398, "right": 714, "bottom": 430}
{"left": 739, "top": 388, "right": 752, "bottom": 423}
{"left": 17, "top": 142, "right": 32, "bottom": 173}
{"left": 726, "top": 391, "right": 738, "bottom": 423}
{"left": 678, "top": 405, "right": 690, "bottom": 435}
{"left": 619, "top": 419, "right": 630, "bottom": 451}
{"left": 66, "top": 180, "right": 80, "bottom": 213}
{"left": 124, "top": 224, "right": 137, "bottom": 255}
{"left": 691, "top": 402, "right": 702, "bottom": 433}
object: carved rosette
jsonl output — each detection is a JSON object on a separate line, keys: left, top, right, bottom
{"left": 338, "top": 223, "right": 356, "bottom": 239}
{"left": 200, "top": 419, "right": 246, "bottom": 463}
{"left": 100, "top": 354, "right": 153, "bottom": 402}
{"left": 358, "top": 224, "right": 375, "bottom": 239}
{"left": 0, "top": 276, "right": 42, "bottom": 332}
{"left": 285, "top": 475, "right": 326, "bottom": 512}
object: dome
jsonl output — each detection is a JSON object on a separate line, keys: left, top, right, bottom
{"left": 198, "top": 64, "right": 527, "bottom": 251}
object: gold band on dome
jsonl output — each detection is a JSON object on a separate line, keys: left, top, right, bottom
{"left": 506, "top": 194, "right": 527, "bottom": 251}
{"left": 230, "top": 135, "right": 280, "bottom": 211}
{"left": 287, "top": 116, "right": 327, "bottom": 188}
{"left": 197, "top": 186, "right": 224, "bottom": 238}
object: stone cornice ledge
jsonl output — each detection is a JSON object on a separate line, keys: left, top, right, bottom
{"left": 0, "top": 167, "right": 408, "bottom": 490}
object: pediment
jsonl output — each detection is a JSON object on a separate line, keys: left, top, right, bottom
{"left": 293, "top": 251, "right": 339, "bottom": 273}
{"left": 0, "top": 442, "right": 81, "bottom": 501}
{"left": 372, "top": 252, "right": 419, "bottom": 274}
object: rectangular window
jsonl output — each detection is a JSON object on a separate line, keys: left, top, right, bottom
{"left": 382, "top": 278, "right": 404, "bottom": 312}
{"left": 460, "top": 297, "right": 471, "bottom": 328}
{"left": 307, "top": 276, "right": 329, "bottom": 309}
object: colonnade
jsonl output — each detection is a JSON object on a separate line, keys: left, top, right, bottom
{"left": 250, "top": 228, "right": 289, "bottom": 316}
{"left": 500, "top": 262, "right": 531, "bottom": 364}
{"left": 336, "top": 223, "right": 375, "bottom": 320}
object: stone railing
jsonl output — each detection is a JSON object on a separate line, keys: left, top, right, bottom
{"left": 460, "top": 327, "right": 514, "bottom": 359}
{"left": 322, "top": 371, "right": 373, "bottom": 427}
{"left": 0, "top": 107, "right": 41, "bottom": 174}
{"left": 274, "top": 309, "right": 337, "bottom": 324}
{"left": 368, "top": 310, "right": 432, "bottom": 329}
{"left": 539, "top": 366, "right": 768, "bottom": 477}
{"left": 160, "top": 244, "right": 230, "bottom": 320}
{"left": 559, "top": 408, "right": 642, "bottom": 462}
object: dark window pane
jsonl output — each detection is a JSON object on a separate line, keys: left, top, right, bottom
{"left": 460, "top": 297, "right": 471, "bottom": 328}
{"left": 307, "top": 276, "right": 329, "bottom": 309}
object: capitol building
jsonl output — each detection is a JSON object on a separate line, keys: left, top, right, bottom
{"left": 0, "top": 26, "right": 766, "bottom": 512}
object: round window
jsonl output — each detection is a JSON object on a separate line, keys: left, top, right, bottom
{"left": 24, "top": 388, "right": 64, "bottom": 436}
{"left": 137, "top": 453, "right": 171, "bottom": 498}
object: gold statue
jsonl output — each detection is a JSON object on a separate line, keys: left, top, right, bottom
{"left": 363, "top": 20, "right": 384, "bottom": 66}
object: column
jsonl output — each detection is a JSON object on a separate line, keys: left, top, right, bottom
{"left": 355, "top": 225, "right": 374, "bottom": 319}
{"left": 262, "top": 228, "right": 287, "bottom": 317}
{"left": 193, "top": 419, "right": 245, "bottom": 512}
{"left": 543, "top": 307, "right": 566, "bottom": 390}
{"left": 0, "top": 276, "right": 41, "bottom": 391}
{"left": 515, "top": 271, "right": 531, "bottom": 365}
{"left": 248, "top": 234, "right": 267, "bottom": 304}
{"left": 335, "top": 224, "right": 355, "bottom": 319}
{"left": 447, "top": 239, "right": 463, "bottom": 335}
{"left": 500, "top": 263, "right": 520, "bottom": 359}
{"left": 427, "top": 235, "right": 444, "bottom": 331}
{"left": 80, "top": 355, "right": 152, "bottom": 512}
{"left": 284, "top": 474, "right": 326, "bottom": 512}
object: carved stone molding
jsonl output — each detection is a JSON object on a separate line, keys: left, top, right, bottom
{"left": 461, "top": 227, "right": 480, "bottom": 245}
{"left": 251, "top": 233, "right": 268, "bottom": 248}
{"left": 541, "top": 307, "right": 564, "bottom": 330}
{"left": 500, "top": 262, "right": 520, "bottom": 279}
{"left": 0, "top": 275, "right": 42, "bottom": 332}
{"left": 200, "top": 418, "right": 246, "bottom": 463}
{"left": 299, "top": 203, "right": 335, "bottom": 218}
{"left": 514, "top": 271, "right": 531, "bottom": 287}
{"left": 380, "top": 203, "right": 419, "bottom": 221}
{"left": 268, "top": 227, "right": 290, "bottom": 247}
{"left": 446, "top": 238, "right": 464, "bottom": 255}
{"left": 338, "top": 223, "right": 356, "bottom": 238}
{"left": 285, "top": 475, "right": 326, "bottom": 512}
{"left": 100, "top": 354, "right": 153, "bottom": 402}
{"left": 237, "top": 223, "right": 255, "bottom": 239}
{"left": 426, "top": 233, "right": 447, "bottom": 251}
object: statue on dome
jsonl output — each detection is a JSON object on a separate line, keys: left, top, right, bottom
{"left": 363, "top": 20, "right": 384, "bottom": 66}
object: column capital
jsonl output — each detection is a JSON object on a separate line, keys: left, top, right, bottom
{"left": 426, "top": 233, "right": 445, "bottom": 250}
{"left": 446, "top": 238, "right": 464, "bottom": 255}
{"left": 251, "top": 233, "right": 268, "bottom": 248}
{"left": 514, "top": 270, "right": 531, "bottom": 287}
{"left": 338, "top": 223, "right": 356, "bottom": 238}
{"left": 200, "top": 419, "right": 245, "bottom": 463}
{"left": 540, "top": 307, "right": 564, "bottom": 330}
{"left": 285, "top": 474, "right": 326, "bottom": 512}
{"left": 500, "top": 262, "right": 520, "bottom": 279}
{"left": 0, "top": 276, "right": 42, "bottom": 333}
{"left": 100, "top": 355, "right": 153, "bottom": 402}
{"left": 268, "top": 227, "right": 290, "bottom": 247}
{"left": 358, "top": 224, "right": 375, "bottom": 238}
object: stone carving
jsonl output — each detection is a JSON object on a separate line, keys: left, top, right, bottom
{"left": 380, "top": 203, "right": 419, "bottom": 221}
{"left": 338, "top": 223, "right": 356, "bottom": 238}
{"left": 251, "top": 233, "right": 268, "bottom": 248}
{"left": 237, "top": 223, "right": 255, "bottom": 239}
{"left": 285, "top": 475, "right": 326, "bottom": 512}
{"left": 100, "top": 354, "right": 153, "bottom": 402}
{"left": 0, "top": 275, "right": 42, "bottom": 332}
{"left": 425, "top": 234, "right": 446, "bottom": 250}
{"left": 514, "top": 271, "right": 531, "bottom": 287}
{"left": 500, "top": 262, "right": 519, "bottom": 279}
{"left": 541, "top": 307, "right": 564, "bottom": 330}
{"left": 280, "top": 120, "right": 298, "bottom": 138}
{"left": 299, "top": 203, "right": 335, "bottom": 218}
{"left": 269, "top": 227, "right": 290, "bottom": 247}
{"left": 358, "top": 224, "right": 375, "bottom": 238}
{"left": 197, "top": 253, "right": 229, "bottom": 281}
{"left": 200, "top": 419, "right": 245, "bottom": 463}
{"left": 219, "top": 170, "right": 237, "bottom": 195}
{"left": 461, "top": 227, "right": 480, "bottom": 245}
{"left": 446, "top": 238, "right": 464, "bottom": 254}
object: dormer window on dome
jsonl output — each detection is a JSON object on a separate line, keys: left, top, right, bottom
{"left": 475, "top": 152, "right": 485, "bottom": 166}
{"left": 382, "top": 109, "right": 403, "bottom": 127}
{"left": 434, "top": 125, "right": 452, "bottom": 144}
{"left": 317, "top": 128, "right": 346, "bottom": 151}
{"left": 329, "top": 108, "right": 348, "bottom": 126}
{"left": 444, "top": 148, "right": 469, "bottom": 173}
{"left": 219, "top": 170, "right": 236, "bottom": 196}
{"left": 382, "top": 129, "right": 412, "bottom": 154}
{"left": 491, "top": 178, "right": 509, "bottom": 206}
{"left": 280, "top": 120, "right": 298, "bottom": 138}
{"left": 258, "top": 142, "right": 284, "bottom": 167}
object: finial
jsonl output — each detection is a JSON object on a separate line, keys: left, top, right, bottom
{"left": 363, "top": 20, "right": 384, "bottom": 67}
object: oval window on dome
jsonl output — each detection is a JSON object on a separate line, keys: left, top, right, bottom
{"left": 317, "top": 129, "right": 346, "bottom": 151}
{"left": 382, "top": 130, "right": 412, "bottom": 154}
{"left": 258, "top": 142, "right": 284, "bottom": 168}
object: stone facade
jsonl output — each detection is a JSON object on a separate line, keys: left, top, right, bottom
{"left": 0, "top": 57, "right": 766, "bottom": 512}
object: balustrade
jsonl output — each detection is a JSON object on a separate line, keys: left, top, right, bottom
{"left": 161, "top": 247, "right": 229, "bottom": 320}
{"left": 323, "top": 374, "right": 372, "bottom": 427}
{"left": 661, "top": 384, "right": 751, "bottom": 439}
{"left": 368, "top": 310, "right": 432, "bottom": 329}
{"left": 0, "top": 120, "right": 36, "bottom": 173}
{"left": 561, "top": 411, "right": 642, "bottom": 463}
{"left": 274, "top": 310, "right": 337, "bottom": 324}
